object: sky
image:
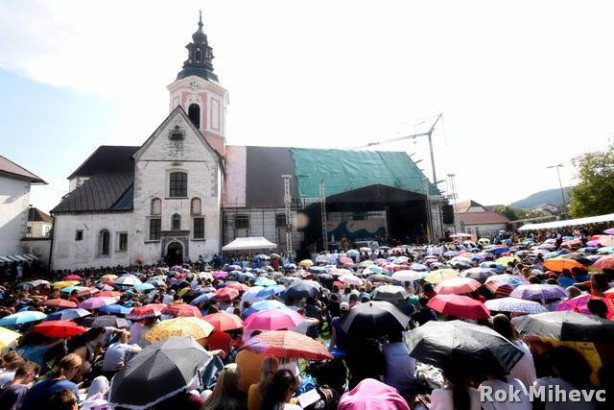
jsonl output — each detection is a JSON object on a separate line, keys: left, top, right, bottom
{"left": 2, "top": 0, "right": 613, "bottom": 213}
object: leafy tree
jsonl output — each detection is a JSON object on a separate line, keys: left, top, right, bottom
{"left": 569, "top": 143, "right": 614, "bottom": 217}
{"left": 494, "top": 206, "right": 529, "bottom": 221}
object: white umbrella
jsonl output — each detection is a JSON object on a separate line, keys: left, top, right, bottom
{"left": 338, "top": 274, "right": 363, "bottom": 286}
{"left": 392, "top": 270, "right": 425, "bottom": 282}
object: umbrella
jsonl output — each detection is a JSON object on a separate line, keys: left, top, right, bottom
{"left": 564, "top": 254, "right": 593, "bottom": 266}
{"left": 114, "top": 274, "right": 142, "bottom": 286}
{"left": 162, "top": 304, "right": 202, "bottom": 317}
{"left": 109, "top": 336, "right": 213, "bottom": 410}
{"left": 254, "top": 278, "right": 277, "bottom": 287}
{"left": 224, "top": 282, "right": 250, "bottom": 292}
{"left": 598, "top": 247, "right": 614, "bottom": 254}
{"left": 346, "top": 249, "right": 360, "bottom": 257}
{"left": 604, "top": 228, "right": 614, "bottom": 235}
{"left": 556, "top": 294, "right": 614, "bottom": 317}
{"left": 0, "top": 311, "right": 47, "bottom": 328}
{"left": 434, "top": 277, "right": 482, "bottom": 295}
{"left": 240, "top": 286, "right": 266, "bottom": 304}
{"left": 212, "top": 270, "right": 228, "bottom": 279}
{"left": 411, "top": 263, "right": 429, "bottom": 272}
{"left": 256, "top": 285, "right": 286, "bottom": 299}
{"left": 82, "top": 315, "right": 130, "bottom": 328}
{"left": 143, "top": 318, "right": 214, "bottom": 343}
{"left": 424, "top": 269, "right": 459, "bottom": 284}
{"left": 244, "top": 330, "right": 332, "bottom": 361}
{"left": 427, "top": 294, "right": 490, "bottom": 319}
{"left": 46, "top": 308, "right": 91, "bottom": 321}
{"left": 366, "top": 274, "right": 394, "bottom": 283}
{"left": 31, "top": 320, "right": 87, "bottom": 338}
{"left": 340, "top": 301, "right": 410, "bottom": 338}
{"left": 203, "top": 312, "right": 243, "bottom": 332}
{"left": 364, "top": 266, "right": 392, "bottom": 276}
{"left": 59, "top": 285, "right": 89, "bottom": 293}
{"left": 101, "top": 274, "right": 118, "bottom": 283}
{"left": 391, "top": 270, "right": 424, "bottom": 283}
{"left": 99, "top": 304, "right": 133, "bottom": 315}
{"left": 79, "top": 297, "right": 118, "bottom": 310}
{"left": 214, "top": 288, "right": 240, "bottom": 302}
{"left": 285, "top": 280, "right": 320, "bottom": 299}
{"left": 543, "top": 258, "right": 584, "bottom": 272}
{"left": 126, "top": 303, "right": 167, "bottom": 320}
{"left": 512, "top": 311, "right": 614, "bottom": 343}
{"left": 594, "top": 255, "right": 614, "bottom": 271}
{"left": 338, "top": 274, "right": 363, "bottom": 286}
{"left": 484, "top": 297, "right": 548, "bottom": 314}
{"left": 63, "top": 274, "right": 82, "bottom": 281}
{"left": 42, "top": 299, "right": 78, "bottom": 309}
{"left": 299, "top": 259, "right": 314, "bottom": 267}
{"left": 133, "top": 283, "right": 155, "bottom": 292}
{"left": 459, "top": 268, "right": 495, "bottom": 283}
{"left": 479, "top": 262, "right": 504, "bottom": 271}
{"left": 510, "top": 284, "right": 568, "bottom": 302}
{"left": 243, "top": 300, "right": 289, "bottom": 317}
{"left": 371, "top": 285, "right": 409, "bottom": 303}
{"left": 338, "top": 257, "right": 355, "bottom": 265}
{"left": 97, "top": 291, "right": 123, "bottom": 298}
{"left": 243, "top": 309, "right": 304, "bottom": 331}
{"left": 24, "top": 279, "right": 51, "bottom": 288}
{"left": 359, "top": 260, "right": 374, "bottom": 267}
{"left": 53, "top": 280, "right": 80, "bottom": 289}
{"left": 406, "top": 320, "right": 524, "bottom": 375}
{"left": 599, "top": 235, "right": 614, "bottom": 247}
{"left": 0, "top": 327, "right": 21, "bottom": 352}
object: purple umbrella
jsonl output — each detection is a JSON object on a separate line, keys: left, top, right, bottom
{"left": 586, "top": 240, "right": 600, "bottom": 247}
{"left": 604, "top": 228, "right": 614, "bottom": 235}
{"left": 213, "top": 271, "right": 228, "bottom": 279}
{"left": 79, "top": 297, "right": 118, "bottom": 310}
{"left": 510, "top": 284, "right": 568, "bottom": 302}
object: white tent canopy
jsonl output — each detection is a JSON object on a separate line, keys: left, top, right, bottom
{"left": 222, "top": 236, "right": 277, "bottom": 251}
{"left": 518, "top": 213, "right": 614, "bottom": 231}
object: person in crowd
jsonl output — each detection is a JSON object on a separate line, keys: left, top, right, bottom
{"left": 248, "top": 357, "right": 279, "bottom": 410}
{"left": 382, "top": 330, "right": 415, "bottom": 395}
{"left": 203, "top": 364, "right": 242, "bottom": 410}
{"left": 47, "top": 389, "right": 78, "bottom": 410}
{"left": 430, "top": 364, "right": 481, "bottom": 410}
{"left": 479, "top": 366, "right": 531, "bottom": 410}
{"left": 0, "top": 361, "right": 40, "bottom": 410}
{"left": 329, "top": 301, "right": 350, "bottom": 356}
{"left": 261, "top": 369, "right": 302, "bottom": 410}
{"left": 492, "top": 314, "right": 537, "bottom": 388}
{"left": 100, "top": 330, "right": 142, "bottom": 377}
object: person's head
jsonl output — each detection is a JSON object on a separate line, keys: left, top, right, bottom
{"left": 567, "top": 286, "right": 582, "bottom": 299}
{"left": 1, "top": 351, "right": 21, "bottom": 367}
{"left": 54, "top": 353, "right": 83, "bottom": 381}
{"left": 591, "top": 273, "right": 609, "bottom": 292}
{"left": 119, "top": 330, "right": 131, "bottom": 344}
{"left": 441, "top": 364, "right": 472, "bottom": 410}
{"left": 48, "top": 389, "right": 78, "bottom": 410}
{"left": 204, "top": 364, "right": 240, "bottom": 410}
{"left": 492, "top": 314, "right": 518, "bottom": 341}
{"left": 13, "top": 361, "right": 40, "bottom": 384}
{"left": 260, "top": 357, "right": 279, "bottom": 385}
{"left": 587, "top": 298, "right": 609, "bottom": 319}
{"left": 418, "top": 295, "right": 430, "bottom": 308}
{"left": 549, "top": 346, "right": 592, "bottom": 388}
{"left": 387, "top": 330, "right": 403, "bottom": 343}
{"left": 339, "top": 302, "right": 349, "bottom": 315}
{"left": 262, "top": 369, "right": 297, "bottom": 409}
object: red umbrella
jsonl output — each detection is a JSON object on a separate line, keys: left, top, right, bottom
{"left": 338, "top": 257, "right": 354, "bottom": 265}
{"left": 126, "top": 303, "right": 167, "bottom": 320}
{"left": 594, "top": 255, "right": 614, "bottom": 271}
{"left": 434, "top": 278, "right": 482, "bottom": 295}
{"left": 605, "top": 288, "right": 614, "bottom": 300}
{"left": 243, "top": 309, "right": 304, "bottom": 331}
{"left": 245, "top": 330, "right": 332, "bottom": 360}
{"left": 203, "top": 312, "right": 243, "bottom": 332}
{"left": 427, "top": 294, "right": 490, "bottom": 320}
{"left": 97, "top": 291, "right": 123, "bottom": 298}
{"left": 42, "top": 299, "right": 78, "bottom": 309}
{"left": 32, "top": 320, "right": 87, "bottom": 338}
{"left": 63, "top": 275, "right": 82, "bottom": 281}
{"left": 162, "top": 303, "right": 202, "bottom": 317}
{"left": 225, "top": 283, "right": 250, "bottom": 292}
{"left": 214, "top": 288, "right": 240, "bottom": 301}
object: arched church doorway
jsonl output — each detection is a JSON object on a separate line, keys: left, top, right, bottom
{"left": 166, "top": 241, "right": 184, "bottom": 266}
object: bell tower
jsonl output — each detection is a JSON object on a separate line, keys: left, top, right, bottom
{"left": 168, "top": 11, "right": 228, "bottom": 156}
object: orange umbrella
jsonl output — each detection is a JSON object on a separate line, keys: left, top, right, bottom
{"left": 203, "top": 312, "right": 243, "bottom": 332}
{"left": 543, "top": 258, "right": 584, "bottom": 272}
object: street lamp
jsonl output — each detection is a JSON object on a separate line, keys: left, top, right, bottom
{"left": 547, "top": 164, "right": 569, "bottom": 220}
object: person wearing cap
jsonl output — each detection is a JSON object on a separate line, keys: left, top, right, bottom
{"left": 329, "top": 302, "right": 350, "bottom": 357}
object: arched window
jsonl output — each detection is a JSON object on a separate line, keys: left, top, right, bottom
{"left": 99, "top": 230, "right": 110, "bottom": 256}
{"left": 195, "top": 48, "right": 202, "bottom": 62}
{"left": 151, "top": 198, "right": 161, "bottom": 215}
{"left": 191, "top": 198, "right": 202, "bottom": 215}
{"left": 172, "top": 213, "right": 181, "bottom": 231}
{"left": 188, "top": 104, "right": 200, "bottom": 129}
{"left": 169, "top": 172, "right": 187, "bottom": 197}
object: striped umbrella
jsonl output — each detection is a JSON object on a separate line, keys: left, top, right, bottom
{"left": 485, "top": 274, "right": 528, "bottom": 297}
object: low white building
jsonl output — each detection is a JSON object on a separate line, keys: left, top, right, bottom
{"left": 0, "top": 155, "right": 46, "bottom": 262}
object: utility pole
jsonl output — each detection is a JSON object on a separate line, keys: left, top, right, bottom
{"left": 423, "top": 178, "right": 433, "bottom": 243}
{"left": 447, "top": 173, "right": 458, "bottom": 234}
{"left": 282, "top": 175, "right": 293, "bottom": 258}
{"left": 546, "top": 164, "right": 569, "bottom": 220}
{"left": 319, "top": 179, "right": 328, "bottom": 251}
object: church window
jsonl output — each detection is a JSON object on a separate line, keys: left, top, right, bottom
{"left": 169, "top": 172, "right": 187, "bottom": 197}
{"left": 235, "top": 215, "right": 250, "bottom": 229}
{"left": 195, "top": 48, "right": 202, "bottom": 62}
{"left": 188, "top": 104, "right": 200, "bottom": 129}
{"left": 193, "top": 217, "right": 205, "bottom": 239}
{"left": 191, "top": 198, "right": 202, "bottom": 215}
{"left": 75, "top": 230, "right": 83, "bottom": 241}
{"left": 118, "top": 233, "right": 128, "bottom": 251}
{"left": 172, "top": 213, "right": 181, "bottom": 231}
{"left": 99, "top": 230, "right": 110, "bottom": 256}
{"left": 151, "top": 198, "right": 162, "bottom": 215}
{"left": 149, "top": 218, "right": 161, "bottom": 241}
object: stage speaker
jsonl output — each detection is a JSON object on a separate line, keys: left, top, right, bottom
{"left": 442, "top": 204, "right": 455, "bottom": 225}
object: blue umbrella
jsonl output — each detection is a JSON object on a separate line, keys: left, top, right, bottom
{"left": 60, "top": 286, "right": 89, "bottom": 293}
{"left": 134, "top": 283, "right": 155, "bottom": 291}
{"left": 488, "top": 247, "right": 509, "bottom": 256}
{"left": 146, "top": 279, "right": 166, "bottom": 287}
{"left": 256, "top": 285, "right": 285, "bottom": 299}
{"left": 0, "top": 311, "right": 47, "bottom": 328}
{"left": 485, "top": 297, "right": 548, "bottom": 314}
{"left": 346, "top": 250, "right": 360, "bottom": 258}
{"left": 543, "top": 250, "right": 567, "bottom": 259}
{"left": 254, "top": 278, "right": 277, "bottom": 287}
{"left": 307, "top": 266, "right": 327, "bottom": 274}
{"left": 243, "top": 300, "right": 289, "bottom": 317}
{"left": 479, "top": 262, "right": 504, "bottom": 272}
{"left": 99, "top": 304, "right": 133, "bottom": 315}
{"left": 46, "top": 308, "right": 91, "bottom": 321}
{"left": 189, "top": 293, "right": 215, "bottom": 306}
{"left": 282, "top": 263, "right": 297, "bottom": 271}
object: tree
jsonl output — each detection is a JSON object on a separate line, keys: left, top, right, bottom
{"left": 493, "top": 206, "right": 529, "bottom": 221}
{"left": 569, "top": 143, "right": 614, "bottom": 218}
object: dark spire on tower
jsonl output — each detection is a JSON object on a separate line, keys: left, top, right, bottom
{"left": 176, "top": 11, "right": 218, "bottom": 82}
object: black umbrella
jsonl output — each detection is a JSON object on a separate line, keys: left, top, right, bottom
{"left": 511, "top": 311, "right": 614, "bottom": 343}
{"left": 460, "top": 268, "right": 496, "bottom": 283}
{"left": 285, "top": 280, "right": 321, "bottom": 300}
{"left": 564, "top": 254, "right": 592, "bottom": 266}
{"left": 407, "top": 320, "right": 524, "bottom": 376}
{"left": 82, "top": 315, "right": 130, "bottom": 329}
{"left": 372, "top": 285, "right": 409, "bottom": 303}
{"left": 109, "top": 336, "right": 212, "bottom": 410}
{"left": 340, "top": 301, "right": 410, "bottom": 338}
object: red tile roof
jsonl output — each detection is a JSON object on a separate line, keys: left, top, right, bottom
{"left": 459, "top": 211, "right": 510, "bottom": 225}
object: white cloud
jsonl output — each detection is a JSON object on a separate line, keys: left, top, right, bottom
{"left": 2, "top": 0, "right": 614, "bottom": 209}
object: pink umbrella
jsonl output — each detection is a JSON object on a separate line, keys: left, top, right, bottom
{"left": 434, "top": 277, "right": 482, "bottom": 295}
{"left": 556, "top": 294, "right": 614, "bottom": 318}
{"left": 243, "top": 309, "right": 304, "bottom": 331}
{"left": 63, "top": 275, "right": 82, "bottom": 281}
{"left": 427, "top": 294, "right": 490, "bottom": 319}
{"left": 213, "top": 271, "right": 228, "bottom": 279}
{"left": 604, "top": 228, "right": 614, "bottom": 235}
{"left": 79, "top": 297, "right": 118, "bottom": 310}
{"left": 339, "top": 378, "right": 410, "bottom": 410}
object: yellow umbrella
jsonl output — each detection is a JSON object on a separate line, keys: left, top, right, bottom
{"left": 100, "top": 274, "right": 118, "bottom": 283}
{"left": 0, "top": 326, "right": 21, "bottom": 353}
{"left": 425, "top": 269, "right": 459, "bottom": 284}
{"left": 178, "top": 287, "right": 190, "bottom": 298}
{"left": 52, "top": 280, "right": 80, "bottom": 289}
{"left": 143, "top": 317, "right": 214, "bottom": 343}
{"left": 496, "top": 256, "right": 521, "bottom": 266}
{"left": 299, "top": 259, "right": 314, "bottom": 267}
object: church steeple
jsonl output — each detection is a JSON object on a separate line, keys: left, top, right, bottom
{"left": 177, "top": 11, "right": 218, "bottom": 82}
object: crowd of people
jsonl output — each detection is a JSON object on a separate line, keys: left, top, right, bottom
{"left": 0, "top": 228, "right": 613, "bottom": 409}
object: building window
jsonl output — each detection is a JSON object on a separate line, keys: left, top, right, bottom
{"left": 275, "top": 214, "right": 286, "bottom": 228}
{"left": 193, "top": 217, "right": 205, "bottom": 239}
{"left": 151, "top": 198, "right": 161, "bottom": 215}
{"left": 99, "top": 230, "right": 110, "bottom": 256}
{"left": 169, "top": 172, "right": 187, "bottom": 198}
{"left": 149, "top": 218, "right": 161, "bottom": 241}
{"left": 172, "top": 213, "right": 181, "bottom": 231}
{"left": 188, "top": 104, "right": 200, "bottom": 129}
{"left": 191, "top": 198, "right": 202, "bottom": 215}
{"left": 43, "top": 225, "right": 51, "bottom": 237}
{"left": 118, "top": 232, "right": 128, "bottom": 251}
{"left": 26, "top": 226, "right": 32, "bottom": 235}
{"left": 235, "top": 215, "right": 249, "bottom": 229}
{"left": 75, "top": 230, "right": 83, "bottom": 241}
